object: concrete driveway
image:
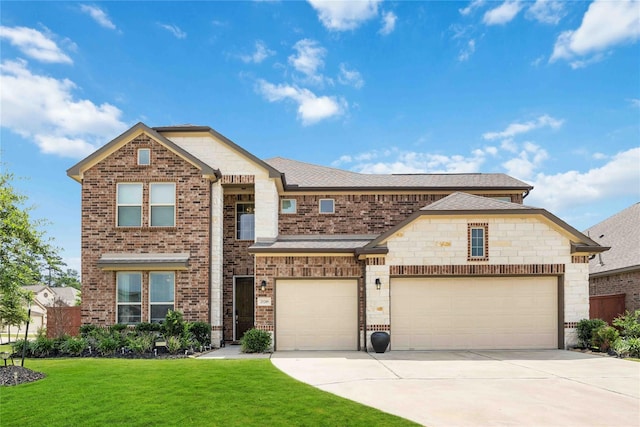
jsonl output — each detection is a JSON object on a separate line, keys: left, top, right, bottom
{"left": 271, "top": 350, "right": 640, "bottom": 426}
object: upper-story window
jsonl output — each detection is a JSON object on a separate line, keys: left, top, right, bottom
{"left": 319, "top": 198, "right": 335, "bottom": 214}
{"left": 281, "top": 199, "right": 296, "bottom": 214}
{"left": 117, "top": 272, "right": 142, "bottom": 324}
{"left": 237, "top": 203, "right": 255, "bottom": 240}
{"left": 138, "top": 148, "right": 150, "bottom": 166}
{"left": 150, "top": 183, "right": 176, "bottom": 227}
{"left": 117, "top": 183, "right": 143, "bottom": 227}
{"left": 468, "top": 223, "right": 489, "bottom": 261}
{"left": 149, "top": 272, "right": 175, "bottom": 323}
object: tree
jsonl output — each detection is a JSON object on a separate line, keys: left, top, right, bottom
{"left": 0, "top": 171, "right": 63, "bottom": 340}
{"left": 50, "top": 268, "right": 81, "bottom": 290}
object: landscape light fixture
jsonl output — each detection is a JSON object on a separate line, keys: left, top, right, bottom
{"left": 375, "top": 278, "right": 382, "bottom": 290}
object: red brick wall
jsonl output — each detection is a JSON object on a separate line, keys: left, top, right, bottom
{"left": 590, "top": 270, "right": 640, "bottom": 313}
{"left": 80, "top": 135, "right": 211, "bottom": 325}
{"left": 278, "top": 193, "right": 521, "bottom": 234}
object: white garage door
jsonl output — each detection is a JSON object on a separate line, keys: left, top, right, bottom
{"left": 276, "top": 279, "right": 358, "bottom": 351}
{"left": 391, "top": 277, "right": 557, "bottom": 350}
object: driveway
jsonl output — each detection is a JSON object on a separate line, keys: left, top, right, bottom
{"left": 271, "top": 350, "right": 640, "bottom": 426}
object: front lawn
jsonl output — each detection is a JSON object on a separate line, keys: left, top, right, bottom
{"left": 1, "top": 358, "right": 416, "bottom": 426}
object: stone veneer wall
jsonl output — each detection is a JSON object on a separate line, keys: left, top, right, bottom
{"left": 590, "top": 270, "right": 640, "bottom": 313}
{"left": 80, "top": 135, "right": 211, "bottom": 325}
{"left": 278, "top": 193, "right": 522, "bottom": 234}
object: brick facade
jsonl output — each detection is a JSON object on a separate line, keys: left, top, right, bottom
{"left": 80, "top": 135, "right": 211, "bottom": 324}
{"left": 590, "top": 270, "right": 640, "bottom": 313}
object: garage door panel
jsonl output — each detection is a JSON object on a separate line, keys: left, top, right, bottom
{"left": 276, "top": 279, "right": 357, "bottom": 351}
{"left": 391, "top": 277, "right": 557, "bottom": 350}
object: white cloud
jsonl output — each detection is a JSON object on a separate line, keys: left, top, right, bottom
{"left": 80, "top": 5, "right": 118, "bottom": 31}
{"left": 158, "top": 23, "right": 187, "bottom": 39}
{"left": 338, "top": 63, "right": 364, "bottom": 89}
{"left": 526, "top": 0, "right": 565, "bottom": 25}
{"left": 0, "top": 26, "right": 72, "bottom": 64}
{"left": 550, "top": 0, "right": 640, "bottom": 65}
{"left": 240, "top": 40, "right": 275, "bottom": 64}
{"left": 502, "top": 142, "right": 549, "bottom": 179}
{"left": 483, "top": 114, "right": 564, "bottom": 140}
{"left": 288, "top": 39, "right": 326, "bottom": 84}
{"left": 256, "top": 79, "right": 346, "bottom": 125}
{"left": 460, "top": 0, "right": 485, "bottom": 16}
{"left": 526, "top": 147, "right": 640, "bottom": 212}
{"left": 458, "top": 39, "right": 476, "bottom": 61}
{"left": 379, "top": 11, "right": 397, "bottom": 35}
{"left": 483, "top": 1, "right": 523, "bottom": 25}
{"left": 0, "top": 59, "right": 127, "bottom": 158}
{"left": 308, "top": 0, "right": 381, "bottom": 31}
{"left": 630, "top": 98, "right": 640, "bottom": 108}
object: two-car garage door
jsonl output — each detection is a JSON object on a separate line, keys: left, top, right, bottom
{"left": 276, "top": 279, "right": 358, "bottom": 350}
{"left": 391, "top": 277, "right": 558, "bottom": 350}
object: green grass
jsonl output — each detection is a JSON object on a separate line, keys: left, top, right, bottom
{"left": 1, "top": 358, "right": 417, "bottom": 426}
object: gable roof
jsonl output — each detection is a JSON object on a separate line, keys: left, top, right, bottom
{"left": 584, "top": 202, "right": 640, "bottom": 277}
{"left": 359, "top": 192, "right": 607, "bottom": 255}
{"left": 67, "top": 122, "right": 222, "bottom": 182}
{"left": 266, "top": 157, "right": 533, "bottom": 191}
{"left": 249, "top": 235, "right": 377, "bottom": 254}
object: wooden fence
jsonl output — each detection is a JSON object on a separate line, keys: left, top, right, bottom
{"left": 590, "top": 293, "right": 626, "bottom": 325}
{"left": 47, "top": 306, "right": 82, "bottom": 338}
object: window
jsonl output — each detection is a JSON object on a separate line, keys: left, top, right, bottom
{"left": 138, "top": 148, "right": 150, "bottom": 165}
{"left": 468, "top": 223, "right": 489, "bottom": 260}
{"left": 281, "top": 199, "right": 296, "bottom": 214}
{"left": 117, "top": 183, "right": 142, "bottom": 227}
{"left": 117, "top": 272, "right": 142, "bottom": 324}
{"left": 150, "top": 272, "right": 175, "bottom": 323}
{"left": 150, "top": 183, "right": 176, "bottom": 227}
{"left": 236, "top": 203, "right": 255, "bottom": 240}
{"left": 319, "top": 198, "right": 334, "bottom": 214}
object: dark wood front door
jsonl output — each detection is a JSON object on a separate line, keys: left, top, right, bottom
{"left": 234, "top": 277, "right": 255, "bottom": 341}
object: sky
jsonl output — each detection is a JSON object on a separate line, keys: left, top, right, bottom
{"left": 1, "top": 0, "right": 639, "bottom": 273}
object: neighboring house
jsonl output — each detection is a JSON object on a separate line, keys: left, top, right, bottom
{"left": 67, "top": 122, "right": 606, "bottom": 351}
{"left": 23, "top": 285, "right": 80, "bottom": 308}
{"left": 585, "top": 203, "right": 640, "bottom": 314}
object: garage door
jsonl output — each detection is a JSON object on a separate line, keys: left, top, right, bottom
{"left": 391, "top": 277, "right": 557, "bottom": 350}
{"left": 276, "top": 279, "right": 358, "bottom": 350}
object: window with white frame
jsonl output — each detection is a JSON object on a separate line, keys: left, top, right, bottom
{"left": 319, "top": 198, "right": 334, "bottom": 214}
{"left": 281, "top": 199, "right": 296, "bottom": 214}
{"left": 236, "top": 203, "right": 255, "bottom": 240}
{"left": 150, "top": 183, "right": 176, "bottom": 227}
{"left": 117, "top": 272, "right": 142, "bottom": 324}
{"left": 117, "top": 183, "right": 143, "bottom": 227}
{"left": 138, "top": 148, "right": 150, "bottom": 166}
{"left": 149, "top": 272, "right": 175, "bottom": 323}
{"left": 468, "top": 223, "right": 488, "bottom": 260}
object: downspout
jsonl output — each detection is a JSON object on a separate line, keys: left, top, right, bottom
{"left": 208, "top": 181, "right": 212, "bottom": 328}
{"left": 361, "top": 256, "right": 367, "bottom": 352}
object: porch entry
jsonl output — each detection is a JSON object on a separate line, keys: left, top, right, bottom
{"left": 233, "top": 276, "right": 255, "bottom": 341}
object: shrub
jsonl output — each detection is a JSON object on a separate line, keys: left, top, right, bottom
{"left": 110, "top": 323, "right": 129, "bottom": 333}
{"left": 30, "top": 335, "right": 55, "bottom": 357}
{"left": 592, "top": 325, "right": 619, "bottom": 352}
{"left": 240, "top": 328, "right": 272, "bottom": 353}
{"left": 97, "top": 335, "right": 119, "bottom": 355}
{"left": 79, "top": 324, "right": 98, "bottom": 336}
{"left": 576, "top": 318, "right": 607, "bottom": 348}
{"left": 59, "top": 336, "right": 87, "bottom": 356}
{"left": 163, "top": 310, "right": 185, "bottom": 337}
{"left": 189, "top": 322, "right": 211, "bottom": 347}
{"left": 135, "top": 322, "right": 162, "bottom": 333}
{"left": 612, "top": 339, "right": 630, "bottom": 358}
{"left": 127, "top": 333, "right": 155, "bottom": 354}
{"left": 613, "top": 310, "right": 640, "bottom": 338}
{"left": 626, "top": 337, "right": 640, "bottom": 358}
{"left": 167, "top": 336, "right": 182, "bottom": 354}
{"left": 11, "top": 339, "right": 29, "bottom": 357}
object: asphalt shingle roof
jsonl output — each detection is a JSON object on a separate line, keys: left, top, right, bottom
{"left": 250, "top": 235, "right": 377, "bottom": 252}
{"left": 420, "top": 192, "right": 538, "bottom": 211}
{"left": 265, "top": 157, "right": 533, "bottom": 190}
{"left": 584, "top": 203, "right": 640, "bottom": 275}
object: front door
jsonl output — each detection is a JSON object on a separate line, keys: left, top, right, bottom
{"left": 234, "top": 276, "right": 255, "bottom": 341}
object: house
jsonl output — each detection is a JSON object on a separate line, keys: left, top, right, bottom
{"left": 23, "top": 285, "right": 80, "bottom": 308}
{"left": 584, "top": 203, "right": 640, "bottom": 316}
{"left": 67, "top": 122, "right": 606, "bottom": 351}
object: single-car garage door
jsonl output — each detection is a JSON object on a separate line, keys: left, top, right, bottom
{"left": 391, "top": 277, "right": 557, "bottom": 350}
{"left": 276, "top": 279, "right": 358, "bottom": 350}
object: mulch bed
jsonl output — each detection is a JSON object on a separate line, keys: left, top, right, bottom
{"left": 1, "top": 366, "right": 46, "bottom": 387}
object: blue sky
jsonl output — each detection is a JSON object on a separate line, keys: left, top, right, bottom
{"left": 1, "top": 0, "right": 639, "bottom": 273}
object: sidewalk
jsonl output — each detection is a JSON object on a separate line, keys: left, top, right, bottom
{"left": 197, "top": 344, "right": 272, "bottom": 359}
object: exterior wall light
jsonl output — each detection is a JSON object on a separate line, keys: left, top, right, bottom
{"left": 375, "top": 278, "right": 382, "bottom": 290}
{"left": 260, "top": 280, "right": 267, "bottom": 291}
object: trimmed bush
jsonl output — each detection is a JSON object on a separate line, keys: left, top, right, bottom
{"left": 240, "top": 328, "right": 272, "bottom": 353}
{"left": 189, "top": 322, "right": 211, "bottom": 346}
{"left": 97, "top": 335, "right": 119, "bottom": 355}
{"left": 576, "top": 318, "right": 607, "bottom": 348}
{"left": 59, "top": 336, "right": 87, "bottom": 356}
{"left": 613, "top": 310, "right": 640, "bottom": 338}
{"left": 135, "top": 322, "right": 162, "bottom": 333}
{"left": 592, "top": 325, "right": 619, "bottom": 352}
{"left": 127, "top": 333, "right": 155, "bottom": 354}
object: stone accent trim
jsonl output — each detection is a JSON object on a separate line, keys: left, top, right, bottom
{"left": 211, "top": 325, "right": 223, "bottom": 331}
{"left": 255, "top": 324, "right": 274, "bottom": 331}
{"left": 221, "top": 175, "right": 255, "bottom": 184}
{"left": 467, "top": 222, "right": 489, "bottom": 261}
{"left": 366, "top": 257, "right": 386, "bottom": 266}
{"left": 572, "top": 255, "right": 589, "bottom": 263}
{"left": 390, "top": 264, "right": 565, "bottom": 276}
{"left": 564, "top": 322, "right": 579, "bottom": 328}
{"left": 257, "top": 256, "right": 362, "bottom": 277}
{"left": 366, "top": 324, "right": 390, "bottom": 331}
